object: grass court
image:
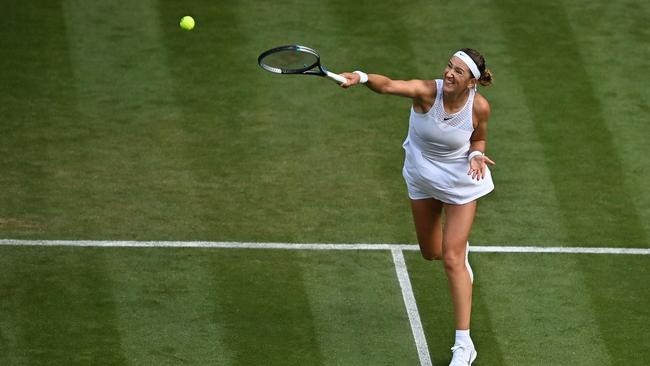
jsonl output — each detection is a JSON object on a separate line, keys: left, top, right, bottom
{"left": 1, "top": 0, "right": 649, "bottom": 365}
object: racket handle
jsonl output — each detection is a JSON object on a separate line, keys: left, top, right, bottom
{"left": 326, "top": 71, "right": 347, "bottom": 85}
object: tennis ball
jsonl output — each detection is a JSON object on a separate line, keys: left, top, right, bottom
{"left": 179, "top": 16, "right": 195, "bottom": 30}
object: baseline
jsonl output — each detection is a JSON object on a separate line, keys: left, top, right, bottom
{"left": 0, "top": 239, "right": 648, "bottom": 255}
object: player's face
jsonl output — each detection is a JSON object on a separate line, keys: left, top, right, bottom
{"left": 443, "top": 57, "right": 474, "bottom": 93}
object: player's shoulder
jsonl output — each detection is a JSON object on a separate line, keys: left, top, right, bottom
{"left": 473, "top": 91, "right": 491, "bottom": 118}
{"left": 411, "top": 79, "right": 437, "bottom": 99}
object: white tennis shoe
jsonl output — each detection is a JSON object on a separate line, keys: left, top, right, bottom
{"left": 449, "top": 343, "right": 477, "bottom": 366}
{"left": 465, "top": 241, "right": 474, "bottom": 284}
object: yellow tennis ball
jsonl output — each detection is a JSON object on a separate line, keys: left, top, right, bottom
{"left": 180, "top": 16, "right": 195, "bottom": 30}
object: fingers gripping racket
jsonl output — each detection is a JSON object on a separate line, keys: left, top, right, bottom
{"left": 257, "top": 45, "right": 347, "bottom": 84}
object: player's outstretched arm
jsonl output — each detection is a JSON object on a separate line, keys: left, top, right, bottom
{"left": 340, "top": 72, "right": 432, "bottom": 100}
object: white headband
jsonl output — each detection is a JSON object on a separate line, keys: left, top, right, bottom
{"left": 453, "top": 51, "right": 481, "bottom": 80}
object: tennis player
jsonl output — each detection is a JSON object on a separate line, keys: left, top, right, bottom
{"left": 340, "top": 48, "right": 494, "bottom": 366}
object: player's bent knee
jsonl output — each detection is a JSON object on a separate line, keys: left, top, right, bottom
{"left": 421, "top": 249, "right": 443, "bottom": 261}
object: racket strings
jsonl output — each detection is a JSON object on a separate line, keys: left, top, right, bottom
{"left": 261, "top": 51, "right": 318, "bottom": 72}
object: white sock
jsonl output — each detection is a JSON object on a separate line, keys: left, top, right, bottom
{"left": 455, "top": 329, "right": 473, "bottom": 347}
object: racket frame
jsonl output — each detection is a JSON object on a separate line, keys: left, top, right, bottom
{"left": 258, "top": 45, "right": 347, "bottom": 84}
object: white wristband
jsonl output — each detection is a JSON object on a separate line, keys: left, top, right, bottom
{"left": 468, "top": 150, "right": 484, "bottom": 163}
{"left": 353, "top": 71, "right": 368, "bottom": 84}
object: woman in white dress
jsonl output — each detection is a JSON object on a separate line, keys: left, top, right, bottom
{"left": 340, "top": 48, "right": 494, "bottom": 366}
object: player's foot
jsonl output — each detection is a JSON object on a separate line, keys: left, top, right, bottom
{"left": 449, "top": 343, "right": 477, "bottom": 366}
{"left": 465, "top": 241, "right": 474, "bottom": 284}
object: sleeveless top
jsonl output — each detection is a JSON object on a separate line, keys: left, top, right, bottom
{"left": 401, "top": 79, "right": 493, "bottom": 204}
{"left": 405, "top": 79, "right": 475, "bottom": 162}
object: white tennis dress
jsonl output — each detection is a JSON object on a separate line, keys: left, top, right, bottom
{"left": 402, "top": 79, "right": 494, "bottom": 204}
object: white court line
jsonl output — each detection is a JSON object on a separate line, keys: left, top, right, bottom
{"left": 1, "top": 238, "right": 647, "bottom": 366}
{"left": 0, "top": 239, "right": 648, "bottom": 255}
{"left": 392, "top": 248, "right": 433, "bottom": 366}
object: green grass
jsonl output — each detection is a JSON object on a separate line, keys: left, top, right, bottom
{"left": 0, "top": 0, "right": 649, "bottom": 364}
{"left": 0, "top": 246, "right": 420, "bottom": 365}
{"left": 1, "top": 246, "right": 648, "bottom": 365}
{"left": 408, "top": 251, "right": 650, "bottom": 365}
{"left": 2, "top": 0, "right": 649, "bottom": 245}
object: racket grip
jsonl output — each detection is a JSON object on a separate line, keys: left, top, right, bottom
{"left": 326, "top": 71, "right": 348, "bottom": 85}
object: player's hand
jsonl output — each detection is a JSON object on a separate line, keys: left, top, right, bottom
{"left": 468, "top": 155, "right": 495, "bottom": 180}
{"left": 339, "top": 72, "right": 360, "bottom": 88}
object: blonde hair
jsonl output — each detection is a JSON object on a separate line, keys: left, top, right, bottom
{"left": 479, "top": 68, "right": 493, "bottom": 86}
{"left": 460, "top": 48, "right": 493, "bottom": 87}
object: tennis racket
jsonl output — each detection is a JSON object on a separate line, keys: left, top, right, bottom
{"left": 257, "top": 45, "right": 347, "bottom": 84}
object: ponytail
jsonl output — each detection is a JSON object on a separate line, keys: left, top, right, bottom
{"left": 478, "top": 68, "right": 493, "bottom": 86}
{"left": 460, "top": 48, "right": 493, "bottom": 87}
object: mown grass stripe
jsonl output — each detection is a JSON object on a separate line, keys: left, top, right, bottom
{"left": 298, "top": 250, "right": 422, "bottom": 365}
{"left": 104, "top": 248, "right": 233, "bottom": 364}
{"left": 208, "top": 250, "right": 325, "bottom": 365}
{"left": 1, "top": 239, "right": 648, "bottom": 255}
{"left": 0, "top": 246, "right": 128, "bottom": 365}
{"left": 61, "top": 1, "right": 235, "bottom": 361}
{"left": 493, "top": 0, "right": 646, "bottom": 245}
{"left": 474, "top": 253, "right": 613, "bottom": 365}
{"left": 494, "top": 3, "right": 649, "bottom": 362}
{"left": 59, "top": 0, "right": 191, "bottom": 240}
{"left": 1, "top": 2, "right": 128, "bottom": 364}
{"left": 0, "top": 0, "right": 85, "bottom": 239}
{"left": 574, "top": 254, "right": 650, "bottom": 365}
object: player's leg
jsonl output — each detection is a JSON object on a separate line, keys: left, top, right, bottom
{"left": 410, "top": 198, "right": 443, "bottom": 260}
{"left": 443, "top": 201, "right": 478, "bottom": 365}
{"left": 442, "top": 200, "right": 476, "bottom": 329}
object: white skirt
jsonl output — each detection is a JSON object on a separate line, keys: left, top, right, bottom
{"left": 402, "top": 140, "right": 494, "bottom": 205}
